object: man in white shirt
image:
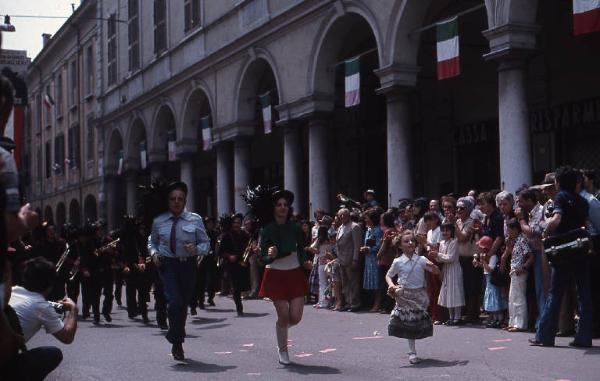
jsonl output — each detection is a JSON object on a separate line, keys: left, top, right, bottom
{"left": 7, "top": 257, "right": 78, "bottom": 380}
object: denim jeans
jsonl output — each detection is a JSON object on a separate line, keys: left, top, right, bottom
{"left": 159, "top": 257, "right": 198, "bottom": 344}
{"left": 532, "top": 249, "right": 547, "bottom": 328}
{"left": 535, "top": 255, "right": 592, "bottom": 346}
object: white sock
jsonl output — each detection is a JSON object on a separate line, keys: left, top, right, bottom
{"left": 276, "top": 323, "right": 288, "bottom": 351}
{"left": 408, "top": 339, "right": 416, "bottom": 354}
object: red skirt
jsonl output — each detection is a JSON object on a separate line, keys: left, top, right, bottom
{"left": 259, "top": 267, "right": 308, "bottom": 301}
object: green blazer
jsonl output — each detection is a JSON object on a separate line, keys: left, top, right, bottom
{"left": 259, "top": 220, "right": 308, "bottom": 266}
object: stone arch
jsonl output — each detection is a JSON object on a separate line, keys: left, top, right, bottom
{"left": 69, "top": 199, "right": 81, "bottom": 227}
{"left": 308, "top": 5, "right": 384, "bottom": 96}
{"left": 387, "top": 0, "right": 433, "bottom": 66}
{"left": 106, "top": 127, "right": 124, "bottom": 172}
{"left": 125, "top": 116, "right": 148, "bottom": 168}
{"left": 44, "top": 206, "right": 54, "bottom": 224}
{"left": 83, "top": 194, "right": 98, "bottom": 223}
{"left": 56, "top": 202, "right": 66, "bottom": 230}
{"left": 150, "top": 102, "right": 177, "bottom": 154}
{"left": 235, "top": 54, "right": 282, "bottom": 123}
{"left": 181, "top": 85, "right": 213, "bottom": 142}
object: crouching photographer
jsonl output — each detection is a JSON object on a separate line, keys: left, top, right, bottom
{"left": 5, "top": 257, "right": 78, "bottom": 380}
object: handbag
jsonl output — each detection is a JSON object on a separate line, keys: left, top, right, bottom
{"left": 387, "top": 255, "right": 419, "bottom": 299}
{"left": 543, "top": 227, "right": 590, "bottom": 264}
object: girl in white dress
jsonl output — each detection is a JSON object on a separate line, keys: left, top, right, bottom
{"left": 434, "top": 223, "right": 465, "bottom": 325}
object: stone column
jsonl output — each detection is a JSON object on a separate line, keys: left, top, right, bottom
{"left": 105, "top": 175, "right": 118, "bottom": 230}
{"left": 283, "top": 125, "right": 304, "bottom": 214}
{"left": 216, "top": 143, "right": 233, "bottom": 215}
{"left": 233, "top": 138, "right": 251, "bottom": 213}
{"left": 147, "top": 151, "right": 166, "bottom": 181}
{"left": 497, "top": 59, "right": 532, "bottom": 192}
{"left": 125, "top": 173, "right": 137, "bottom": 215}
{"left": 483, "top": 23, "right": 538, "bottom": 193}
{"left": 383, "top": 88, "right": 413, "bottom": 204}
{"left": 180, "top": 157, "right": 195, "bottom": 212}
{"left": 308, "top": 117, "right": 330, "bottom": 217}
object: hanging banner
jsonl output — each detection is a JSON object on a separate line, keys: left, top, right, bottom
{"left": 573, "top": 0, "right": 600, "bottom": 35}
{"left": 436, "top": 16, "right": 460, "bottom": 80}
{"left": 344, "top": 57, "right": 360, "bottom": 108}
{"left": 117, "top": 150, "right": 124, "bottom": 175}
{"left": 98, "top": 157, "right": 104, "bottom": 177}
{"left": 259, "top": 92, "right": 272, "bottom": 134}
{"left": 167, "top": 129, "right": 176, "bottom": 161}
{"left": 200, "top": 116, "right": 212, "bottom": 151}
{"left": 139, "top": 140, "right": 147, "bottom": 169}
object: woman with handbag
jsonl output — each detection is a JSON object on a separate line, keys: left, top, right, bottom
{"left": 386, "top": 230, "right": 440, "bottom": 365}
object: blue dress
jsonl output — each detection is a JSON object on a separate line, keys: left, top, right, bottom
{"left": 483, "top": 255, "right": 508, "bottom": 312}
{"left": 363, "top": 226, "right": 382, "bottom": 290}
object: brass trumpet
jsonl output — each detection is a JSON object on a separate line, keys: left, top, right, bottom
{"left": 94, "top": 238, "right": 120, "bottom": 257}
{"left": 55, "top": 244, "right": 70, "bottom": 273}
{"left": 240, "top": 239, "right": 256, "bottom": 267}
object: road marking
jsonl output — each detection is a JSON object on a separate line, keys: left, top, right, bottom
{"left": 295, "top": 353, "right": 313, "bottom": 358}
{"left": 353, "top": 336, "right": 384, "bottom": 340}
{"left": 319, "top": 348, "right": 337, "bottom": 353}
{"left": 243, "top": 343, "right": 255, "bottom": 347}
{"left": 487, "top": 346, "right": 507, "bottom": 351}
{"left": 247, "top": 373, "right": 261, "bottom": 376}
{"left": 239, "top": 349, "right": 249, "bottom": 352}
{"left": 555, "top": 379, "right": 571, "bottom": 381}
{"left": 214, "top": 351, "right": 233, "bottom": 354}
{"left": 493, "top": 339, "right": 512, "bottom": 343}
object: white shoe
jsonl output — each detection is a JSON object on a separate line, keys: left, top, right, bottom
{"left": 278, "top": 350, "right": 291, "bottom": 365}
{"left": 408, "top": 353, "right": 420, "bottom": 364}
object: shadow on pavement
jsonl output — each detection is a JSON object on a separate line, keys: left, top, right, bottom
{"left": 191, "top": 317, "right": 227, "bottom": 325}
{"left": 238, "top": 312, "right": 269, "bottom": 318}
{"left": 400, "top": 359, "right": 469, "bottom": 369}
{"left": 284, "top": 363, "right": 341, "bottom": 375}
{"left": 170, "top": 359, "right": 237, "bottom": 373}
{"left": 203, "top": 308, "right": 236, "bottom": 313}
{"left": 89, "top": 323, "right": 128, "bottom": 328}
{"left": 196, "top": 323, "right": 231, "bottom": 330}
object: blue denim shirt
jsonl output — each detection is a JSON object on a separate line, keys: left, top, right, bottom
{"left": 148, "top": 211, "right": 210, "bottom": 258}
{"left": 581, "top": 190, "right": 600, "bottom": 236}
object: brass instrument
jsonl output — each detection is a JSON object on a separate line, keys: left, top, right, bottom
{"left": 94, "top": 238, "right": 120, "bottom": 257}
{"left": 240, "top": 239, "right": 256, "bottom": 267}
{"left": 68, "top": 259, "right": 80, "bottom": 282}
{"left": 55, "top": 243, "right": 71, "bottom": 273}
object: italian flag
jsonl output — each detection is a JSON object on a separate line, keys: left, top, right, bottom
{"left": 259, "top": 92, "right": 272, "bottom": 134}
{"left": 344, "top": 57, "right": 360, "bottom": 108}
{"left": 44, "top": 92, "right": 55, "bottom": 108}
{"left": 436, "top": 16, "right": 460, "bottom": 80}
{"left": 167, "top": 130, "right": 176, "bottom": 161}
{"left": 139, "top": 141, "right": 147, "bottom": 169}
{"left": 573, "top": 0, "right": 600, "bottom": 35}
{"left": 201, "top": 116, "right": 212, "bottom": 151}
{"left": 117, "top": 151, "right": 124, "bottom": 175}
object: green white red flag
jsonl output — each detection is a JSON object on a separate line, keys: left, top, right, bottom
{"left": 201, "top": 116, "right": 212, "bottom": 151}
{"left": 139, "top": 141, "right": 147, "bottom": 169}
{"left": 436, "top": 17, "right": 460, "bottom": 80}
{"left": 259, "top": 92, "right": 272, "bottom": 134}
{"left": 344, "top": 57, "right": 360, "bottom": 107}
{"left": 117, "top": 150, "right": 124, "bottom": 175}
{"left": 573, "top": 0, "right": 600, "bottom": 35}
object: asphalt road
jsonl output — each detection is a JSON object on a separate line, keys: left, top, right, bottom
{"left": 30, "top": 296, "right": 600, "bottom": 381}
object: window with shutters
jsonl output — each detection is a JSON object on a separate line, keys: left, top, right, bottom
{"left": 85, "top": 45, "right": 94, "bottom": 95}
{"left": 45, "top": 84, "right": 52, "bottom": 126}
{"left": 45, "top": 141, "right": 51, "bottom": 178}
{"left": 107, "top": 13, "right": 117, "bottom": 85}
{"left": 68, "top": 125, "right": 80, "bottom": 169}
{"left": 184, "top": 0, "right": 201, "bottom": 33}
{"left": 86, "top": 117, "right": 95, "bottom": 161}
{"left": 128, "top": 0, "right": 140, "bottom": 71}
{"left": 54, "top": 134, "right": 65, "bottom": 175}
{"left": 69, "top": 60, "right": 77, "bottom": 107}
{"left": 154, "top": 0, "right": 167, "bottom": 54}
{"left": 56, "top": 73, "right": 63, "bottom": 118}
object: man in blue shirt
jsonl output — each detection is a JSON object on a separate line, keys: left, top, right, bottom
{"left": 148, "top": 181, "right": 210, "bottom": 361}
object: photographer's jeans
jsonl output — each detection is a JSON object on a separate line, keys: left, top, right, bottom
{"left": 535, "top": 256, "right": 592, "bottom": 346}
{"left": 159, "top": 257, "right": 198, "bottom": 344}
{"left": 8, "top": 346, "right": 63, "bottom": 380}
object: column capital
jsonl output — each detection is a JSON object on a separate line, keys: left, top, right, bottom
{"left": 211, "top": 120, "right": 255, "bottom": 144}
{"left": 176, "top": 138, "right": 198, "bottom": 160}
{"left": 275, "top": 92, "right": 335, "bottom": 125}
{"left": 147, "top": 149, "right": 166, "bottom": 167}
{"left": 123, "top": 157, "right": 140, "bottom": 174}
{"left": 482, "top": 23, "right": 540, "bottom": 63}
{"left": 374, "top": 63, "right": 420, "bottom": 93}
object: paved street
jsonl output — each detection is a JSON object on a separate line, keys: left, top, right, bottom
{"left": 30, "top": 296, "right": 599, "bottom": 381}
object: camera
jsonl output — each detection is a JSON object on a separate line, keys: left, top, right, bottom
{"left": 48, "top": 301, "right": 65, "bottom": 314}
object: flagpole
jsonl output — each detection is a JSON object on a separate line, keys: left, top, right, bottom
{"left": 330, "top": 47, "right": 378, "bottom": 69}
{"left": 409, "top": 3, "right": 485, "bottom": 36}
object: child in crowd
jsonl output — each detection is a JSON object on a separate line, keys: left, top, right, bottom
{"left": 421, "top": 212, "right": 443, "bottom": 324}
{"left": 505, "top": 218, "right": 534, "bottom": 332}
{"left": 474, "top": 236, "right": 507, "bottom": 328}
{"left": 434, "top": 223, "right": 465, "bottom": 325}
{"left": 387, "top": 231, "right": 440, "bottom": 365}
{"left": 309, "top": 226, "right": 335, "bottom": 308}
